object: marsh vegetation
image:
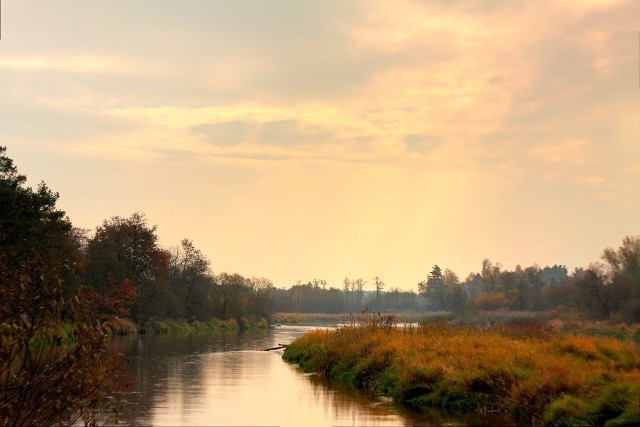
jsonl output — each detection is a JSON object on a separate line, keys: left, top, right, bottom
{"left": 284, "top": 315, "right": 640, "bottom": 426}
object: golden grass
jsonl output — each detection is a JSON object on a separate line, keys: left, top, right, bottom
{"left": 283, "top": 319, "right": 640, "bottom": 425}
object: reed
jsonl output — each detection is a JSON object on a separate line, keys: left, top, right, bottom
{"left": 283, "top": 317, "right": 640, "bottom": 425}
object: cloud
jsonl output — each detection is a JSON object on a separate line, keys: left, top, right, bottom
{"left": 403, "top": 134, "right": 439, "bottom": 153}
{"left": 193, "top": 119, "right": 333, "bottom": 148}
{"left": 0, "top": 54, "right": 138, "bottom": 75}
{"left": 2, "top": 0, "right": 639, "bottom": 287}
{"left": 530, "top": 140, "right": 590, "bottom": 165}
{"left": 103, "top": 104, "right": 403, "bottom": 162}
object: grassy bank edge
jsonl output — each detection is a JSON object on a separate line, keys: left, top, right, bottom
{"left": 107, "top": 317, "right": 270, "bottom": 336}
{"left": 282, "top": 321, "right": 640, "bottom": 426}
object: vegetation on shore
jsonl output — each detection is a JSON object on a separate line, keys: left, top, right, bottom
{"left": 113, "top": 317, "right": 269, "bottom": 335}
{"left": 283, "top": 316, "right": 640, "bottom": 426}
{"left": 272, "top": 312, "right": 360, "bottom": 325}
{"left": 0, "top": 146, "right": 273, "bottom": 425}
{"left": 1, "top": 147, "right": 128, "bottom": 425}
{"left": 272, "top": 311, "right": 452, "bottom": 326}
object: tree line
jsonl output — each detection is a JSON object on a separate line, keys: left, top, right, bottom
{"left": 275, "top": 243, "right": 640, "bottom": 323}
{"left": 417, "top": 244, "right": 640, "bottom": 322}
{"left": 75, "top": 213, "right": 274, "bottom": 329}
{"left": 274, "top": 278, "right": 425, "bottom": 313}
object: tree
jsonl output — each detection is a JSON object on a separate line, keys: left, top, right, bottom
{"left": 215, "top": 272, "right": 250, "bottom": 321}
{"left": 343, "top": 278, "right": 351, "bottom": 309}
{"left": 601, "top": 236, "right": 640, "bottom": 320}
{"left": 84, "top": 213, "right": 167, "bottom": 289}
{"left": 418, "top": 265, "right": 446, "bottom": 308}
{"left": 443, "top": 269, "right": 466, "bottom": 313}
{"left": 481, "top": 258, "right": 501, "bottom": 293}
{"left": 169, "top": 238, "right": 210, "bottom": 314}
{"left": 0, "top": 147, "right": 72, "bottom": 262}
{"left": 0, "top": 146, "right": 123, "bottom": 425}
{"left": 353, "top": 278, "right": 366, "bottom": 309}
{"left": 247, "top": 277, "right": 274, "bottom": 321}
{"left": 575, "top": 264, "right": 611, "bottom": 319}
{"left": 82, "top": 213, "right": 170, "bottom": 324}
{"left": 373, "top": 276, "right": 385, "bottom": 311}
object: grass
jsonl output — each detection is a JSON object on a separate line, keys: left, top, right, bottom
{"left": 272, "top": 311, "right": 450, "bottom": 326}
{"left": 283, "top": 316, "right": 640, "bottom": 426}
{"left": 272, "top": 312, "right": 356, "bottom": 325}
{"left": 138, "top": 317, "right": 269, "bottom": 334}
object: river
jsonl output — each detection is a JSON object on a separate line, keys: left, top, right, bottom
{"left": 109, "top": 325, "right": 513, "bottom": 426}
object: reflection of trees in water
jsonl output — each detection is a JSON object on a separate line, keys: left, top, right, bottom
{"left": 109, "top": 331, "right": 243, "bottom": 424}
{"left": 108, "top": 329, "right": 281, "bottom": 425}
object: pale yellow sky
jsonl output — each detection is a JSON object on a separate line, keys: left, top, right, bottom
{"left": 2, "top": 1, "right": 638, "bottom": 290}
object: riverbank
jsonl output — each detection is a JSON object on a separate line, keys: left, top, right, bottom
{"left": 283, "top": 319, "right": 640, "bottom": 425}
{"left": 106, "top": 317, "right": 269, "bottom": 335}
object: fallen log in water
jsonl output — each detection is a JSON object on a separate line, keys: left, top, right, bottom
{"left": 261, "top": 344, "right": 288, "bottom": 351}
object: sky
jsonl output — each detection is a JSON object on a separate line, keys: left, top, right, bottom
{"left": 2, "top": 0, "right": 638, "bottom": 290}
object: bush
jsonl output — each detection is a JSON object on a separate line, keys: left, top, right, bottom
{"left": 474, "top": 292, "right": 509, "bottom": 311}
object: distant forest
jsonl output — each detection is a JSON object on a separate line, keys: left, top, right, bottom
{"left": 2, "top": 146, "right": 639, "bottom": 330}
{"left": 275, "top": 246, "right": 640, "bottom": 323}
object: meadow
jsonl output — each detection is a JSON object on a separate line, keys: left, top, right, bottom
{"left": 283, "top": 316, "right": 640, "bottom": 426}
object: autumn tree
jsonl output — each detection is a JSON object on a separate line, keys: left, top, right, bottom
{"left": 0, "top": 146, "right": 123, "bottom": 425}
{"left": 83, "top": 213, "right": 168, "bottom": 289}
{"left": 82, "top": 213, "right": 170, "bottom": 324}
{"left": 81, "top": 275, "right": 139, "bottom": 321}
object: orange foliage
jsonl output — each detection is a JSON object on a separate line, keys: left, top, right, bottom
{"left": 284, "top": 320, "right": 640, "bottom": 425}
{"left": 474, "top": 292, "right": 509, "bottom": 310}
{"left": 81, "top": 275, "right": 139, "bottom": 320}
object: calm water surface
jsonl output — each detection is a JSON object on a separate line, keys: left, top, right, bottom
{"left": 110, "top": 326, "right": 512, "bottom": 426}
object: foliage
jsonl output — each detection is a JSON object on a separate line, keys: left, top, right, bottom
{"left": 418, "top": 265, "right": 445, "bottom": 306}
{"left": 83, "top": 212, "right": 169, "bottom": 290}
{"left": 0, "top": 147, "right": 126, "bottom": 426}
{"left": 418, "top": 236, "right": 640, "bottom": 323}
{"left": 80, "top": 214, "right": 274, "bottom": 326}
{"left": 474, "top": 292, "right": 509, "bottom": 311}
{"left": 0, "top": 147, "right": 72, "bottom": 263}
{"left": 81, "top": 275, "right": 139, "bottom": 321}
{"left": 275, "top": 279, "right": 424, "bottom": 314}
{"left": 284, "top": 320, "right": 640, "bottom": 425}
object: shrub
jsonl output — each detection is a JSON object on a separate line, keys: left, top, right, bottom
{"left": 474, "top": 292, "right": 509, "bottom": 311}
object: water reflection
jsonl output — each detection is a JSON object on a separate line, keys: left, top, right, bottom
{"left": 110, "top": 326, "right": 513, "bottom": 426}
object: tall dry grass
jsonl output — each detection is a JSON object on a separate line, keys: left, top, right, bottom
{"left": 283, "top": 317, "right": 640, "bottom": 425}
